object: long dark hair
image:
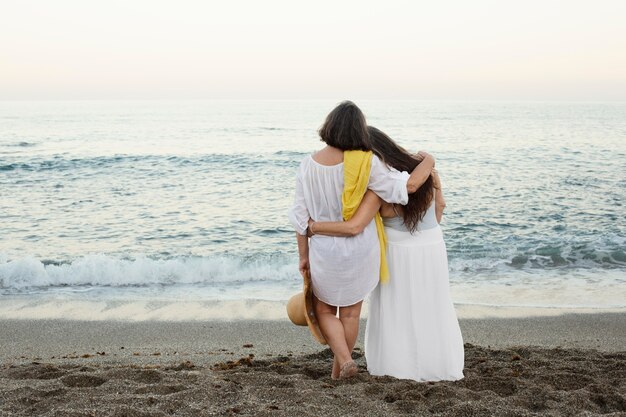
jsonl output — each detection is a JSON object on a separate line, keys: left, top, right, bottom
{"left": 368, "top": 126, "right": 435, "bottom": 232}
{"left": 318, "top": 101, "right": 371, "bottom": 151}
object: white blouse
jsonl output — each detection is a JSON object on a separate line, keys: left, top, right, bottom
{"left": 288, "top": 154, "right": 410, "bottom": 306}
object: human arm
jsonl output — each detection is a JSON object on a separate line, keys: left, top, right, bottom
{"left": 432, "top": 169, "right": 446, "bottom": 223}
{"left": 296, "top": 233, "right": 309, "bottom": 278}
{"left": 287, "top": 162, "right": 312, "bottom": 277}
{"left": 308, "top": 191, "right": 382, "bottom": 237}
{"left": 406, "top": 151, "right": 435, "bottom": 194}
{"left": 368, "top": 152, "right": 435, "bottom": 206}
{"left": 287, "top": 162, "right": 310, "bottom": 236}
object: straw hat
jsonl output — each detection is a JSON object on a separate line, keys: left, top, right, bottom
{"left": 286, "top": 270, "right": 326, "bottom": 345}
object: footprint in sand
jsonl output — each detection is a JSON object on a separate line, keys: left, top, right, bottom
{"left": 134, "top": 384, "right": 187, "bottom": 395}
{"left": 60, "top": 374, "right": 107, "bottom": 387}
{"left": 104, "top": 368, "right": 162, "bottom": 384}
{"left": 5, "top": 363, "right": 67, "bottom": 380}
{"left": 37, "top": 388, "right": 67, "bottom": 398}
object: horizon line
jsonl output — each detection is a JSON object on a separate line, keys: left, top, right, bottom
{"left": 2, "top": 97, "right": 626, "bottom": 103}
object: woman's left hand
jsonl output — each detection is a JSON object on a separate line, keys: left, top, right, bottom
{"left": 432, "top": 168, "right": 442, "bottom": 188}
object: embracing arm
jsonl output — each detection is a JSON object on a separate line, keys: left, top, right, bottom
{"left": 308, "top": 191, "right": 382, "bottom": 237}
{"left": 432, "top": 169, "right": 446, "bottom": 223}
{"left": 406, "top": 152, "right": 435, "bottom": 194}
{"left": 368, "top": 152, "right": 435, "bottom": 205}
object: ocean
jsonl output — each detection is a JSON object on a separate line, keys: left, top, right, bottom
{"left": 1, "top": 100, "right": 625, "bottom": 320}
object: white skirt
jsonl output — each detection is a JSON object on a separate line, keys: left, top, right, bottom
{"left": 364, "top": 225, "right": 465, "bottom": 382}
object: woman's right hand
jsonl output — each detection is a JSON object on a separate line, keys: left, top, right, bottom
{"left": 299, "top": 256, "right": 310, "bottom": 278}
{"left": 416, "top": 151, "right": 434, "bottom": 166}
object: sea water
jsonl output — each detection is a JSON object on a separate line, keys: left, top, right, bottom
{"left": 1, "top": 100, "right": 625, "bottom": 320}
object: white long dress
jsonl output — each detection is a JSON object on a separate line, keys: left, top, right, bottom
{"left": 365, "top": 197, "right": 465, "bottom": 381}
{"left": 288, "top": 154, "right": 410, "bottom": 307}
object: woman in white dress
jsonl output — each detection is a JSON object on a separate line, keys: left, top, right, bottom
{"left": 307, "top": 126, "right": 464, "bottom": 382}
{"left": 288, "top": 103, "right": 435, "bottom": 379}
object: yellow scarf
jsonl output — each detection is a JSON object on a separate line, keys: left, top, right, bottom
{"left": 342, "top": 150, "right": 389, "bottom": 283}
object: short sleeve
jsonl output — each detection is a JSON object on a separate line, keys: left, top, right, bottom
{"left": 368, "top": 155, "right": 409, "bottom": 205}
{"left": 288, "top": 161, "right": 310, "bottom": 235}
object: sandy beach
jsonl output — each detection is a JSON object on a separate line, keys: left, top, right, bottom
{"left": 1, "top": 313, "right": 625, "bottom": 416}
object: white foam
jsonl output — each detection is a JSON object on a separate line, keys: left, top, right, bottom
{"left": 1, "top": 295, "right": 623, "bottom": 322}
{"left": 0, "top": 296, "right": 289, "bottom": 321}
{"left": 0, "top": 254, "right": 297, "bottom": 290}
{"left": 1, "top": 254, "right": 625, "bottom": 320}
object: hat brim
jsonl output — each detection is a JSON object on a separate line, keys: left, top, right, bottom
{"left": 303, "top": 270, "right": 326, "bottom": 345}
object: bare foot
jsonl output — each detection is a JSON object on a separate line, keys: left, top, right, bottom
{"left": 339, "top": 361, "right": 358, "bottom": 379}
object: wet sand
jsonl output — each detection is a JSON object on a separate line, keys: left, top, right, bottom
{"left": 1, "top": 314, "right": 625, "bottom": 416}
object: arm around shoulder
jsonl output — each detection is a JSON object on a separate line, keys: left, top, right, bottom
{"left": 407, "top": 152, "right": 435, "bottom": 194}
{"left": 367, "top": 155, "right": 410, "bottom": 205}
{"left": 310, "top": 191, "right": 382, "bottom": 237}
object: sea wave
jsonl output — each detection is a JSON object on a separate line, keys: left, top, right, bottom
{"left": 0, "top": 254, "right": 298, "bottom": 292}
{"left": 447, "top": 244, "right": 626, "bottom": 273}
{"left": 0, "top": 151, "right": 307, "bottom": 173}
{"left": 445, "top": 231, "right": 626, "bottom": 272}
{"left": 2, "top": 249, "right": 625, "bottom": 296}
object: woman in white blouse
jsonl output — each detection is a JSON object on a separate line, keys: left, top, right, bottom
{"left": 288, "top": 101, "right": 434, "bottom": 379}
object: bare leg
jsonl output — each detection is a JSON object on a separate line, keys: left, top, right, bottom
{"left": 313, "top": 297, "right": 353, "bottom": 376}
{"left": 339, "top": 301, "right": 363, "bottom": 355}
{"left": 330, "top": 301, "right": 363, "bottom": 379}
{"left": 332, "top": 356, "right": 340, "bottom": 379}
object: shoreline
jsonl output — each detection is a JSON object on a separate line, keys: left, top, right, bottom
{"left": 1, "top": 293, "right": 625, "bottom": 322}
{"left": 1, "top": 314, "right": 624, "bottom": 416}
{"left": 1, "top": 313, "right": 624, "bottom": 366}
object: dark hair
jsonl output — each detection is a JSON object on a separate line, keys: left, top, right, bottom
{"left": 368, "top": 126, "right": 436, "bottom": 233}
{"left": 318, "top": 101, "right": 371, "bottom": 151}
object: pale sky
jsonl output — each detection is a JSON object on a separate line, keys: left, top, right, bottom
{"left": 1, "top": 0, "right": 625, "bottom": 100}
